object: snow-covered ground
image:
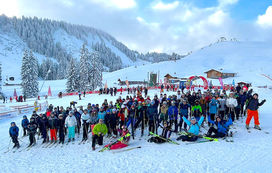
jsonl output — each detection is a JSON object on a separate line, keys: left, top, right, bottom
{"left": 0, "top": 87, "right": 271, "bottom": 172}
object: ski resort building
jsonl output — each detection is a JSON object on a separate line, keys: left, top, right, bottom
{"left": 204, "top": 69, "right": 236, "bottom": 79}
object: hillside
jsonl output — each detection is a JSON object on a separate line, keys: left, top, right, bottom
{"left": 104, "top": 41, "right": 272, "bottom": 86}
{"left": 0, "top": 15, "right": 183, "bottom": 81}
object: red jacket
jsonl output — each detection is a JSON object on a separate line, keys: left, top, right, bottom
{"left": 118, "top": 112, "right": 125, "bottom": 121}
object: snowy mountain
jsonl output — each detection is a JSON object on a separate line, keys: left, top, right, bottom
{"left": 0, "top": 15, "right": 183, "bottom": 81}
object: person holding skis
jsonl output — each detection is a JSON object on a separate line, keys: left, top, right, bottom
{"left": 9, "top": 122, "right": 20, "bottom": 148}
{"left": 245, "top": 93, "right": 266, "bottom": 130}
{"left": 206, "top": 115, "right": 232, "bottom": 138}
{"left": 21, "top": 115, "right": 29, "bottom": 136}
{"left": 65, "top": 111, "right": 77, "bottom": 142}
{"left": 177, "top": 115, "right": 204, "bottom": 142}
{"left": 27, "top": 118, "right": 38, "bottom": 147}
{"left": 92, "top": 119, "right": 108, "bottom": 150}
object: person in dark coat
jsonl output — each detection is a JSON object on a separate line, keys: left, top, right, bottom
{"left": 9, "top": 122, "right": 20, "bottom": 148}
{"left": 38, "top": 115, "right": 49, "bottom": 143}
{"left": 58, "top": 114, "right": 65, "bottom": 144}
{"left": 21, "top": 115, "right": 29, "bottom": 136}
{"left": 27, "top": 118, "right": 38, "bottom": 147}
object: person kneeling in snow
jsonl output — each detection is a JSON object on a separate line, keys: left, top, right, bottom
{"left": 206, "top": 115, "right": 232, "bottom": 138}
{"left": 177, "top": 115, "right": 204, "bottom": 142}
{"left": 104, "top": 125, "right": 130, "bottom": 150}
{"left": 92, "top": 119, "right": 108, "bottom": 150}
{"left": 148, "top": 121, "right": 172, "bottom": 144}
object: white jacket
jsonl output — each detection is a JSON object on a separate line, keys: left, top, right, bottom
{"left": 65, "top": 115, "right": 77, "bottom": 127}
{"left": 81, "top": 113, "right": 91, "bottom": 124}
{"left": 226, "top": 98, "right": 238, "bottom": 108}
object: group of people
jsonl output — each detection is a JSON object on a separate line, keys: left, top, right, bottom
{"left": 9, "top": 85, "right": 266, "bottom": 150}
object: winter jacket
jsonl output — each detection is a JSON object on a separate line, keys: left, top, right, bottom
{"left": 183, "top": 116, "right": 204, "bottom": 136}
{"left": 89, "top": 115, "right": 98, "bottom": 125}
{"left": 147, "top": 105, "right": 158, "bottom": 121}
{"left": 38, "top": 117, "right": 49, "bottom": 131}
{"left": 226, "top": 98, "right": 238, "bottom": 108}
{"left": 58, "top": 119, "right": 65, "bottom": 130}
{"left": 168, "top": 106, "right": 178, "bottom": 120}
{"left": 209, "top": 99, "right": 219, "bottom": 114}
{"left": 9, "top": 126, "right": 19, "bottom": 137}
{"left": 118, "top": 112, "right": 125, "bottom": 121}
{"left": 208, "top": 116, "right": 232, "bottom": 135}
{"left": 97, "top": 111, "right": 106, "bottom": 121}
{"left": 246, "top": 98, "right": 265, "bottom": 111}
{"left": 239, "top": 93, "right": 247, "bottom": 105}
{"left": 27, "top": 122, "right": 38, "bottom": 134}
{"left": 92, "top": 123, "right": 108, "bottom": 136}
{"left": 179, "top": 103, "right": 190, "bottom": 116}
{"left": 21, "top": 118, "right": 29, "bottom": 128}
{"left": 65, "top": 115, "right": 77, "bottom": 127}
{"left": 81, "top": 113, "right": 91, "bottom": 124}
{"left": 191, "top": 105, "right": 202, "bottom": 117}
{"left": 48, "top": 116, "right": 58, "bottom": 129}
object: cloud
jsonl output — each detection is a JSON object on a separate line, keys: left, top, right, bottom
{"left": 218, "top": 0, "right": 239, "bottom": 7}
{"left": 257, "top": 6, "right": 272, "bottom": 28}
{"left": 152, "top": 1, "right": 179, "bottom": 11}
{"left": 89, "top": 0, "right": 136, "bottom": 9}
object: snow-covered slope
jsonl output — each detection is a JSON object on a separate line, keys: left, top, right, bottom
{"left": 103, "top": 41, "right": 272, "bottom": 86}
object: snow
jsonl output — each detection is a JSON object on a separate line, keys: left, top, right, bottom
{"left": 1, "top": 40, "right": 272, "bottom": 172}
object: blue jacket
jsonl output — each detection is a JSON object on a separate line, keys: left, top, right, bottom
{"left": 179, "top": 104, "right": 190, "bottom": 117}
{"left": 183, "top": 116, "right": 204, "bottom": 135}
{"left": 9, "top": 126, "right": 19, "bottom": 137}
{"left": 97, "top": 111, "right": 106, "bottom": 121}
{"left": 21, "top": 118, "right": 29, "bottom": 128}
{"left": 209, "top": 99, "right": 218, "bottom": 114}
{"left": 147, "top": 105, "right": 158, "bottom": 121}
{"left": 208, "top": 116, "right": 232, "bottom": 134}
{"left": 168, "top": 106, "right": 178, "bottom": 120}
{"left": 239, "top": 93, "right": 247, "bottom": 105}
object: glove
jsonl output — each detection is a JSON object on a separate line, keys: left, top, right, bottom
{"left": 263, "top": 99, "right": 266, "bottom": 102}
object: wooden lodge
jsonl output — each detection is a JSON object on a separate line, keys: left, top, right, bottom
{"left": 204, "top": 69, "right": 236, "bottom": 79}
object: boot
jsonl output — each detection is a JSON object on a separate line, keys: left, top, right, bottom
{"left": 254, "top": 125, "right": 261, "bottom": 130}
{"left": 68, "top": 138, "right": 71, "bottom": 142}
{"left": 92, "top": 147, "right": 95, "bottom": 151}
{"left": 246, "top": 125, "right": 249, "bottom": 130}
{"left": 72, "top": 138, "right": 75, "bottom": 141}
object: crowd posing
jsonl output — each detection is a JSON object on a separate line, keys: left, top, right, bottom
{"left": 9, "top": 84, "right": 266, "bottom": 150}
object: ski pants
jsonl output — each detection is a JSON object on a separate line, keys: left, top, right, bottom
{"left": 50, "top": 129, "right": 57, "bottom": 141}
{"left": 59, "top": 128, "right": 65, "bottom": 142}
{"left": 82, "top": 123, "right": 89, "bottom": 139}
{"left": 177, "top": 135, "right": 198, "bottom": 142}
{"left": 148, "top": 136, "right": 165, "bottom": 144}
{"left": 11, "top": 136, "right": 19, "bottom": 145}
{"left": 41, "top": 129, "right": 47, "bottom": 140}
{"left": 148, "top": 120, "right": 155, "bottom": 133}
{"left": 207, "top": 127, "right": 226, "bottom": 138}
{"left": 29, "top": 132, "right": 36, "bottom": 145}
{"left": 209, "top": 114, "right": 216, "bottom": 126}
{"left": 23, "top": 127, "right": 27, "bottom": 136}
{"left": 92, "top": 134, "right": 103, "bottom": 147}
{"left": 68, "top": 126, "right": 75, "bottom": 139}
{"left": 246, "top": 109, "right": 260, "bottom": 126}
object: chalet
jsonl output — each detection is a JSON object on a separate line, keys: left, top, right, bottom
{"left": 204, "top": 69, "right": 236, "bottom": 79}
{"left": 164, "top": 74, "right": 187, "bottom": 83}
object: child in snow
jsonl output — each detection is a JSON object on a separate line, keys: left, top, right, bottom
{"left": 65, "top": 111, "right": 77, "bottom": 142}
{"left": 27, "top": 118, "right": 38, "bottom": 147}
{"left": 245, "top": 93, "right": 266, "bottom": 130}
{"left": 177, "top": 115, "right": 204, "bottom": 142}
{"left": 9, "top": 122, "right": 20, "bottom": 148}
{"left": 21, "top": 115, "right": 29, "bottom": 136}
{"left": 206, "top": 115, "right": 232, "bottom": 138}
{"left": 148, "top": 121, "right": 172, "bottom": 144}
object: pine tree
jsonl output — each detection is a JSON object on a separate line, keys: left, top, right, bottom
{"left": 89, "top": 51, "right": 103, "bottom": 90}
{"left": 79, "top": 44, "right": 91, "bottom": 91}
{"left": 21, "top": 50, "right": 39, "bottom": 98}
{"left": 66, "top": 58, "right": 80, "bottom": 92}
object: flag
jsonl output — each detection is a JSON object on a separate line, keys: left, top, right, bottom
{"left": 125, "top": 80, "right": 129, "bottom": 88}
{"left": 13, "top": 89, "right": 17, "bottom": 97}
{"left": 104, "top": 81, "right": 108, "bottom": 90}
{"left": 218, "top": 78, "right": 224, "bottom": 89}
{"left": 48, "top": 86, "right": 52, "bottom": 96}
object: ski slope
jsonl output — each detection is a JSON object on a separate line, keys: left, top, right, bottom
{"left": 0, "top": 88, "right": 271, "bottom": 172}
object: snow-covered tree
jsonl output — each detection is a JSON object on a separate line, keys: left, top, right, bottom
{"left": 0, "top": 62, "right": 2, "bottom": 93}
{"left": 79, "top": 44, "right": 91, "bottom": 91}
{"left": 66, "top": 58, "right": 80, "bottom": 92}
{"left": 21, "top": 50, "right": 39, "bottom": 98}
{"left": 89, "top": 52, "right": 103, "bottom": 90}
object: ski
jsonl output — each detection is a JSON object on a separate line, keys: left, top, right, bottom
{"left": 185, "top": 140, "right": 214, "bottom": 145}
{"left": 178, "top": 132, "right": 218, "bottom": 142}
{"left": 112, "top": 146, "right": 141, "bottom": 153}
{"left": 149, "top": 132, "right": 180, "bottom": 145}
{"left": 99, "top": 133, "right": 131, "bottom": 152}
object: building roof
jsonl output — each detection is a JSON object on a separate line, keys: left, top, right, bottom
{"left": 204, "top": 69, "right": 236, "bottom": 74}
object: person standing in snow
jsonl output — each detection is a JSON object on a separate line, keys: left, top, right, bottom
{"left": 27, "top": 118, "right": 38, "bottom": 147}
{"left": 245, "top": 93, "right": 266, "bottom": 130}
{"left": 92, "top": 119, "right": 108, "bottom": 150}
{"left": 208, "top": 96, "right": 219, "bottom": 126}
{"left": 226, "top": 93, "right": 238, "bottom": 122}
{"left": 81, "top": 109, "right": 91, "bottom": 141}
{"left": 48, "top": 113, "right": 58, "bottom": 143}
{"left": 58, "top": 114, "right": 66, "bottom": 144}
{"left": 65, "top": 111, "right": 77, "bottom": 142}
{"left": 21, "top": 115, "right": 29, "bottom": 136}
{"left": 9, "top": 122, "right": 20, "bottom": 148}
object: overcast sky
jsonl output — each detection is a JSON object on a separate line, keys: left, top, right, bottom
{"left": 0, "top": 0, "right": 271, "bottom": 54}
